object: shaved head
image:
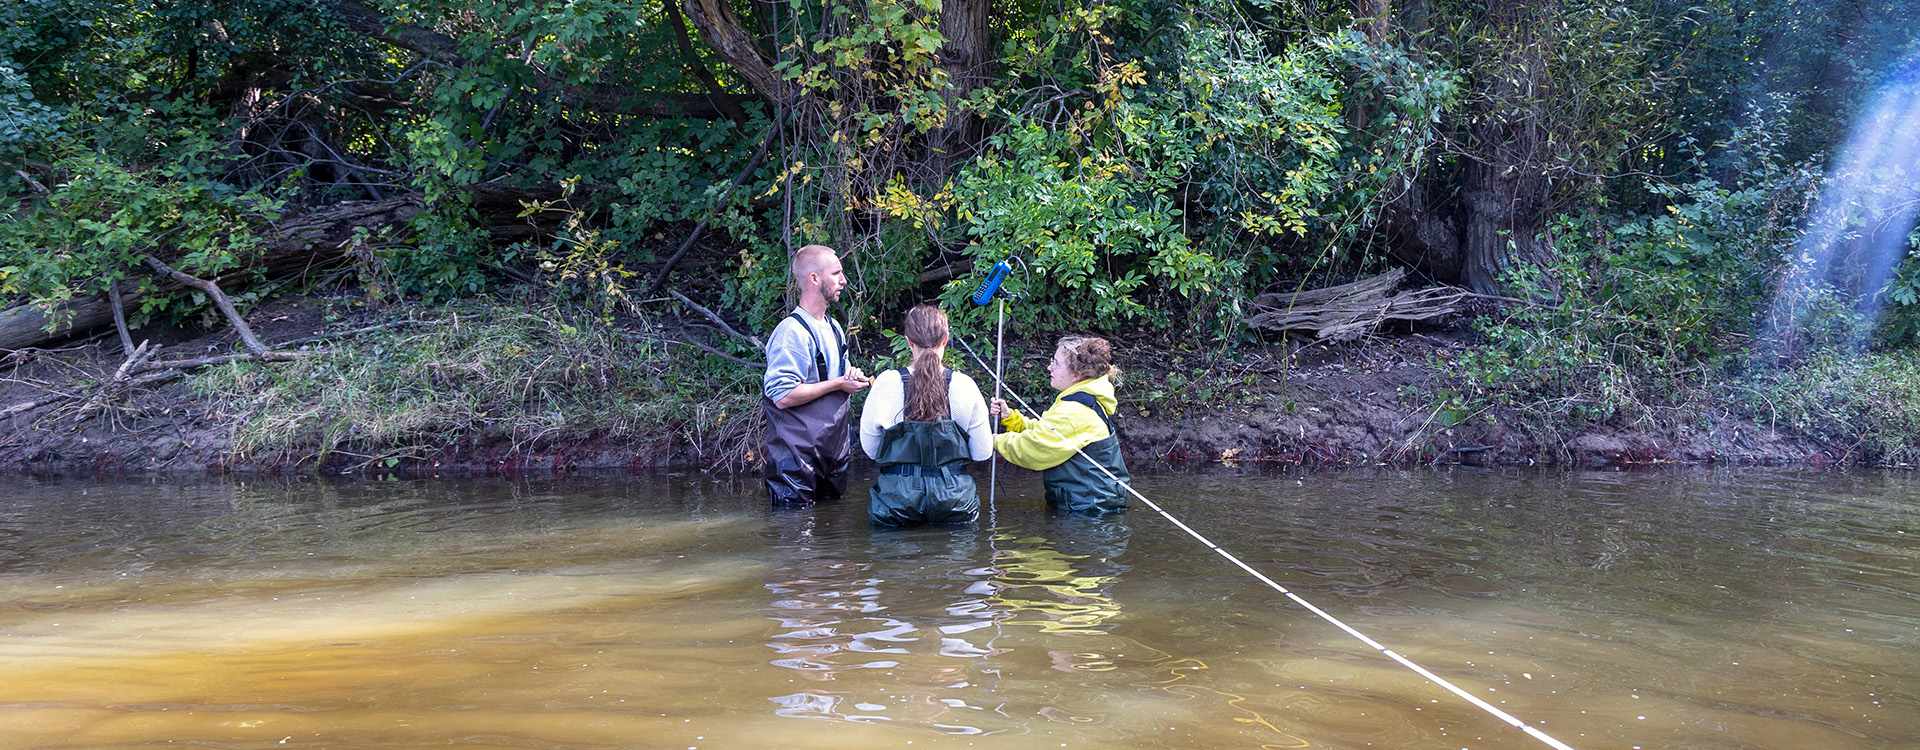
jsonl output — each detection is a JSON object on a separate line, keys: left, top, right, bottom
{"left": 792, "top": 245, "right": 838, "bottom": 280}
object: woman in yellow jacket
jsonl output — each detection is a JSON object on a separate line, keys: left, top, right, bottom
{"left": 988, "top": 336, "right": 1130, "bottom": 514}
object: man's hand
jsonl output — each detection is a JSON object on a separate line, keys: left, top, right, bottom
{"left": 839, "top": 367, "right": 871, "bottom": 393}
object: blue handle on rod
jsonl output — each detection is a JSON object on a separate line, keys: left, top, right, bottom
{"left": 969, "top": 259, "right": 1013, "bottom": 306}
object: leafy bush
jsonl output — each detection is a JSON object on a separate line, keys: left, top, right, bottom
{"left": 1745, "top": 351, "right": 1920, "bottom": 464}
{"left": 1452, "top": 125, "right": 1813, "bottom": 427}
{"left": 942, "top": 117, "right": 1232, "bottom": 331}
{"left": 932, "top": 28, "right": 1457, "bottom": 336}
{"left": 1876, "top": 230, "right": 1920, "bottom": 346}
{"left": 0, "top": 141, "right": 280, "bottom": 324}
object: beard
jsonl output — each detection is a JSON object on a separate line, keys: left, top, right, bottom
{"left": 822, "top": 283, "right": 843, "bottom": 303}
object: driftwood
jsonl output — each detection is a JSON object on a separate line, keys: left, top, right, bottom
{"left": 140, "top": 255, "right": 278, "bottom": 358}
{"left": 1247, "top": 268, "right": 1465, "bottom": 341}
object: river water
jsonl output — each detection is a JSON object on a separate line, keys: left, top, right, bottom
{"left": 0, "top": 468, "right": 1914, "bottom": 750}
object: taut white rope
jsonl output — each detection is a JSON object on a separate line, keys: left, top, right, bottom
{"left": 953, "top": 335, "right": 1578, "bottom": 750}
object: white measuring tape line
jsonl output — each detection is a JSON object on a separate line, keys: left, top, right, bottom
{"left": 952, "top": 336, "right": 1579, "bottom": 750}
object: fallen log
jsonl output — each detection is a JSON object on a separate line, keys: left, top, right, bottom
{"left": 0, "top": 186, "right": 567, "bottom": 354}
{"left": 0, "top": 198, "right": 421, "bottom": 353}
{"left": 1247, "top": 268, "right": 1466, "bottom": 341}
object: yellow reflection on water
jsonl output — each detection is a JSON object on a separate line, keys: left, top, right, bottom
{"left": 987, "top": 520, "right": 1129, "bottom": 636}
{"left": 0, "top": 517, "right": 791, "bottom": 750}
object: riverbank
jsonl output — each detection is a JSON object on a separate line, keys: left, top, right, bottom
{"left": 0, "top": 292, "right": 1885, "bottom": 474}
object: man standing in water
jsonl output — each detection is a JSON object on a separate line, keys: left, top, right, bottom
{"left": 762, "top": 244, "right": 869, "bottom": 504}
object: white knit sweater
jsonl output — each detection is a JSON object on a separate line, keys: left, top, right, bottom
{"left": 857, "top": 367, "right": 994, "bottom": 461}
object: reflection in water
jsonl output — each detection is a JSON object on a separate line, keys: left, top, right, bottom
{"left": 761, "top": 507, "right": 1013, "bottom": 735}
{"left": 990, "top": 515, "right": 1130, "bottom": 636}
{"left": 0, "top": 469, "right": 1917, "bottom": 749}
{"left": 753, "top": 509, "right": 1314, "bottom": 749}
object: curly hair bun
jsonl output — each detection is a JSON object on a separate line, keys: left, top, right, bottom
{"left": 1058, "top": 335, "right": 1120, "bottom": 383}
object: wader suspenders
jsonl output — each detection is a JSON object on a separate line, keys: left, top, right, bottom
{"left": 894, "top": 367, "right": 956, "bottom": 417}
{"left": 787, "top": 311, "right": 846, "bottom": 382}
{"left": 1060, "top": 392, "right": 1117, "bottom": 437}
{"left": 1058, "top": 391, "right": 1120, "bottom": 482}
{"left": 884, "top": 367, "right": 961, "bottom": 477}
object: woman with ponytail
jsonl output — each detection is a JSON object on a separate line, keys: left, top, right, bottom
{"left": 988, "top": 335, "right": 1129, "bottom": 514}
{"left": 857, "top": 305, "right": 994, "bottom": 525}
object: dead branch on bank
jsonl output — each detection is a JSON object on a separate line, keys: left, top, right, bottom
{"left": 667, "top": 289, "right": 762, "bottom": 348}
{"left": 2, "top": 313, "right": 462, "bottom": 424}
{"left": 1, "top": 186, "right": 554, "bottom": 354}
{"left": 0, "top": 197, "right": 418, "bottom": 353}
{"left": 139, "top": 255, "right": 288, "bottom": 360}
{"left": 1247, "top": 268, "right": 1467, "bottom": 342}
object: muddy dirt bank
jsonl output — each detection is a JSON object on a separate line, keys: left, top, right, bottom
{"left": 0, "top": 301, "right": 1838, "bottom": 475}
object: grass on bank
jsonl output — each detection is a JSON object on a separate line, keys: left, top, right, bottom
{"left": 1742, "top": 351, "right": 1920, "bottom": 465}
{"left": 191, "top": 299, "right": 765, "bottom": 468}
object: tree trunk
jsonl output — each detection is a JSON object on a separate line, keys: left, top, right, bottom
{"left": 1360, "top": 0, "right": 1392, "bottom": 44}
{"left": 681, "top": 0, "right": 787, "bottom": 104}
{"left": 928, "top": 0, "right": 992, "bottom": 175}
{"left": 1456, "top": 0, "right": 1555, "bottom": 294}
{"left": 1383, "top": 177, "right": 1463, "bottom": 282}
{"left": 1347, "top": 0, "right": 1393, "bottom": 135}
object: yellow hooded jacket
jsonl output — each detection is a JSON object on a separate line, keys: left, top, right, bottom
{"left": 994, "top": 375, "right": 1119, "bottom": 471}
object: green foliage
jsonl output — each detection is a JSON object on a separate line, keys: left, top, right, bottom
{"left": 1450, "top": 126, "right": 1813, "bottom": 427}
{"left": 1744, "top": 350, "right": 1920, "bottom": 465}
{"left": 0, "top": 141, "right": 280, "bottom": 325}
{"left": 522, "top": 178, "right": 640, "bottom": 319}
{"left": 1187, "top": 30, "right": 1460, "bottom": 281}
{"left": 0, "top": 0, "right": 114, "bottom": 107}
{"left": 0, "top": 60, "right": 60, "bottom": 167}
{"left": 1749, "top": 82, "right": 1920, "bottom": 357}
{"left": 944, "top": 117, "right": 1231, "bottom": 331}
{"left": 933, "top": 20, "right": 1459, "bottom": 335}
{"left": 722, "top": 238, "right": 799, "bottom": 343}
{"left": 371, "top": 194, "right": 492, "bottom": 303}
{"left": 1876, "top": 229, "right": 1920, "bottom": 346}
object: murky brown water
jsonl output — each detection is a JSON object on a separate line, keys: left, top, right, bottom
{"left": 0, "top": 467, "right": 1915, "bottom": 750}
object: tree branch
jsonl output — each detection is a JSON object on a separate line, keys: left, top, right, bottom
{"left": 638, "top": 331, "right": 765, "bottom": 368}
{"left": 645, "top": 106, "right": 784, "bottom": 296}
{"left": 139, "top": 255, "right": 278, "bottom": 359}
{"left": 681, "top": 0, "right": 788, "bottom": 103}
{"left": 106, "top": 281, "right": 135, "bottom": 354}
{"left": 668, "top": 290, "right": 762, "bottom": 348}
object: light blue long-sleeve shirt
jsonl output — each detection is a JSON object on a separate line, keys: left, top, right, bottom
{"left": 761, "top": 307, "right": 846, "bottom": 404}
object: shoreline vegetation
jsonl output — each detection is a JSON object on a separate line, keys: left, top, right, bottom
{"left": 4, "top": 3, "right": 1919, "bottom": 475}
{"left": 5, "top": 289, "right": 1918, "bottom": 475}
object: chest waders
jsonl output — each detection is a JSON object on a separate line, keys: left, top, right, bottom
{"left": 1043, "top": 392, "right": 1130, "bottom": 515}
{"left": 762, "top": 312, "right": 852, "bottom": 505}
{"left": 868, "top": 369, "right": 978, "bottom": 526}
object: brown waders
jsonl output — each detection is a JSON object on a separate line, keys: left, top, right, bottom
{"left": 763, "top": 311, "right": 852, "bottom": 505}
